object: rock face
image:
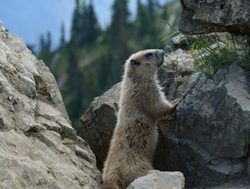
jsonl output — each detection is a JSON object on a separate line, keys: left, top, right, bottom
{"left": 174, "top": 64, "right": 250, "bottom": 186}
{"left": 126, "top": 170, "right": 185, "bottom": 189}
{"left": 179, "top": 0, "right": 250, "bottom": 35}
{"left": 0, "top": 25, "right": 100, "bottom": 188}
{"left": 248, "top": 157, "right": 250, "bottom": 180}
{"left": 152, "top": 61, "right": 249, "bottom": 187}
{"left": 78, "top": 35, "right": 250, "bottom": 188}
{"left": 177, "top": 64, "right": 250, "bottom": 158}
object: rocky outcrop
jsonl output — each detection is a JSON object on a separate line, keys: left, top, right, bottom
{"left": 174, "top": 64, "right": 250, "bottom": 186}
{"left": 0, "top": 25, "right": 100, "bottom": 188}
{"left": 78, "top": 35, "right": 250, "bottom": 188}
{"left": 177, "top": 64, "right": 250, "bottom": 158}
{"left": 126, "top": 170, "right": 185, "bottom": 189}
{"left": 179, "top": 0, "right": 250, "bottom": 35}
{"left": 155, "top": 62, "right": 250, "bottom": 187}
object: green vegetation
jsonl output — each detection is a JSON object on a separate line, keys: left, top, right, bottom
{"left": 37, "top": 0, "right": 181, "bottom": 126}
{"left": 189, "top": 34, "right": 250, "bottom": 76}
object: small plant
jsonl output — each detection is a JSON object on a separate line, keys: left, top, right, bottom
{"left": 188, "top": 34, "right": 250, "bottom": 76}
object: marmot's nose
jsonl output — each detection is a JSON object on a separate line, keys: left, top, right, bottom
{"left": 156, "top": 49, "right": 165, "bottom": 59}
{"left": 156, "top": 49, "right": 165, "bottom": 66}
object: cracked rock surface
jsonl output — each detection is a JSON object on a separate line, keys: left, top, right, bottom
{"left": 179, "top": 0, "right": 250, "bottom": 35}
{"left": 0, "top": 25, "right": 100, "bottom": 189}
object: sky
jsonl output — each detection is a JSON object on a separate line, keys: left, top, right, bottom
{"left": 0, "top": 0, "right": 167, "bottom": 49}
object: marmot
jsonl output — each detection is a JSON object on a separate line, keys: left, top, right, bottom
{"left": 99, "top": 49, "right": 177, "bottom": 189}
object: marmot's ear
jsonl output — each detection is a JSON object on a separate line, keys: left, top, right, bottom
{"left": 130, "top": 59, "right": 140, "bottom": 66}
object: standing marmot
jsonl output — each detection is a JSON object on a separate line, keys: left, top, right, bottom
{"left": 99, "top": 49, "right": 177, "bottom": 189}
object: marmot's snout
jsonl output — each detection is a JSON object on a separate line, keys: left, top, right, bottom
{"left": 156, "top": 49, "right": 165, "bottom": 66}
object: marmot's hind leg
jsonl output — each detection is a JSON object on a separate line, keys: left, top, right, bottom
{"left": 98, "top": 182, "right": 120, "bottom": 189}
{"left": 101, "top": 171, "right": 124, "bottom": 189}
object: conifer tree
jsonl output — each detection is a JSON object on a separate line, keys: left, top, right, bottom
{"left": 147, "top": 0, "right": 161, "bottom": 47}
{"left": 60, "top": 22, "right": 66, "bottom": 48}
{"left": 70, "top": 0, "right": 101, "bottom": 47}
{"left": 135, "top": 0, "right": 150, "bottom": 47}
{"left": 71, "top": 0, "right": 82, "bottom": 46}
{"left": 109, "top": 0, "right": 129, "bottom": 51}
{"left": 38, "top": 32, "right": 52, "bottom": 58}
{"left": 136, "top": 0, "right": 149, "bottom": 34}
{"left": 39, "top": 35, "right": 46, "bottom": 56}
{"left": 107, "top": 0, "right": 130, "bottom": 83}
{"left": 78, "top": 0, "right": 88, "bottom": 47}
{"left": 85, "top": 0, "right": 100, "bottom": 45}
{"left": 66, "top": 47, "right": 84, "bottom": 122}
{"left": 46, "top": 31, "right": 52, "bottom": 52}
{"left": 147, "top": 0, "right": 157, "bottom": 24}
{"left": 38, "top": 32, "right": 52, "bottom": 67}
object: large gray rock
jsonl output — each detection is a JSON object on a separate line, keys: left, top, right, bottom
{"left": 0, "top": 25, "right": 100, "bottom": 188}
{"left": 126, "top": 170, "right": 185, "bottom": 189}
{"left": 173, "top": 64, "right": 250, "bottom": 186}
{"left": 179, "top": 0, "right": 250, "bottom": 35}
{"left": 177, "top": 64, "right": 250, "bottom": 158}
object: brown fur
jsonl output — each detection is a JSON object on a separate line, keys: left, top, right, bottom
{"left": 99, "top": 49, "right": 176, "bottom": 189}
{"left": 98, "top": 183, "right": 120, "bottom": 189}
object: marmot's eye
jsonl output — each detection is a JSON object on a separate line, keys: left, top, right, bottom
{"left": 130, "top": 59, "right": 140, "bottom": 66}
{"left": 145, "top": 52, "right": 153, "bottom": 58}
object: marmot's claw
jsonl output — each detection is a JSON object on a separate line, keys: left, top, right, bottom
{"left": 171, "top": 97, "right": 182, "bottom": 105}
{"left": 170, "top": 97, "right": 182, "bottom": 113}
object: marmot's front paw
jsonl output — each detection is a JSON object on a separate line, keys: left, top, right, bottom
{"left": 169, "top": 98, "right": 181, "bottom": 113}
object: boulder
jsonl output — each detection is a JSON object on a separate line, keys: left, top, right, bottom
{"left": 172, "top": 64, "right": 250, "bottom": 186}
{"left": 0, "top": 24, "right": 100, "bottom": 188}
{"left": 177, "top": 64, "right": 250, "bottom": 159}
{"left": 179, "top": 0, "right": 250, "bottom": 35}
{"left": 126, "top": 170, "right": 185, "bottom": 189}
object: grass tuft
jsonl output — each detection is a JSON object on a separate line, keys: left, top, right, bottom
{"left": 188, "top": 34, "right": 250, "bottom": 76}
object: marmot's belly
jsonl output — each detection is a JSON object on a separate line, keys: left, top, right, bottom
{"left": 114, "top": 116, "right": 158, "bottom": 160}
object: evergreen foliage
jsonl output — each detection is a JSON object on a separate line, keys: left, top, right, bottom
{"left": 106, "top": 0, "right": 130, "bottom": 86}
{"left": 70, "top": 0, "right": 101, "bottom": 47}
{"left": 39, "top": 35, "right": 46, "bottom": 55}
{"left": 71, "top": 0, "right": 82, "bottom": 46}
{"left": 39, "top": 31, "right": 52, "bottom": 67}
{"left": 85, "top": 0, "right": 101, "bottom": 45}
{"left": 65, "top": 47, "right": 84, "bottom": 121}
{"left": 38, "top": 0, "right": 182, "bottom": 126}
{"left": 60, "top": 22, "right": 66, "bottom": 48}
{"left": 189, "top": 35, "right": 250, "bottom": 76}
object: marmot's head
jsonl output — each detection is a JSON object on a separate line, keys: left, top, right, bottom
{"left": 125, "top": 49, "right": 165, "bottom": 80}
